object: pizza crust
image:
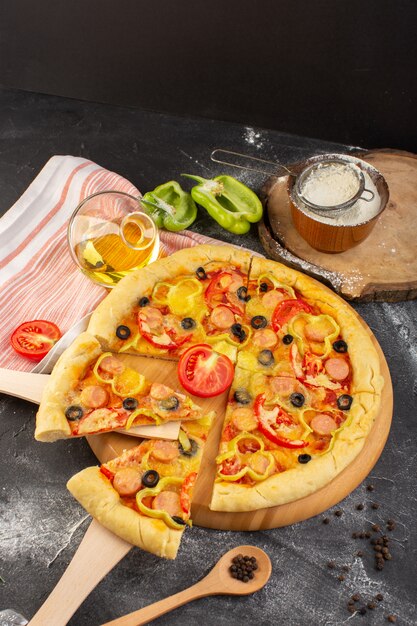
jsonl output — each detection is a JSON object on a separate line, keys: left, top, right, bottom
{"left": 35, "top": 333, "right": 102, "bottom": 442}
{"left": 67, "top": 467, "right": 183, "bottom": 559}
{"left": 87, "top": 244, "right": 252, "bottom": 350}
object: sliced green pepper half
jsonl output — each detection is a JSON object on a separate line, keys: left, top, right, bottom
{"left": 182, "top": 174, "right": 263, "bottom": 235}
{"left": 141, "top": 181, "right": 197, "bottom": 232}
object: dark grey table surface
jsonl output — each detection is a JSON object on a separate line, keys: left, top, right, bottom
{"left": 0, "top": 87, "right": 416, "bottom": 626}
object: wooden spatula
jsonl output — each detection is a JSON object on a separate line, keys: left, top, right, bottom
{"left": 27, "top": 519, "right": 132, "bottom": 626}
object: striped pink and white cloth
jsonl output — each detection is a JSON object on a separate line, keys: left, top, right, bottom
{"left": 0, "top": 156, "right": 226, "bottom": 371}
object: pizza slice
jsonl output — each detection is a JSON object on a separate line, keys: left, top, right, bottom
{"left": 86, "top": 244, "right": 252, "bottom": 363}
{"left": 211, "top": 363, "right": 362, "bottom": 512}
{"left": 67, "top": 413, "right": 214, "bottom": 559}
{"left": 35, "top": 333, "right": 211, "bottom": 442}
{"left": 210, "top": 258, "right": 384, "bottom": 512}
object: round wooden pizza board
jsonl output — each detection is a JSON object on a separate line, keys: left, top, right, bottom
{"left": 87, "top": 297, "right": 393, "bottom": 531}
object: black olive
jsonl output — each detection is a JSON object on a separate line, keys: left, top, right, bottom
{"left": 282, "top": 334, "right": 293, "bottom": 345}
{"left": 181, "top": 317, "right": 196, "bottom": 330}
{"left": 65, "top": 405, "right": 83, "bottom": 421}
{"left": 95, "top": 261, "right": 104, "bottom": 268}
{"left": 123, "top": 397, "right": 138, "bottom": 411}
{"left": 138, "top": 297, "right": 150, "bottom": 307}
{"left": 333, "top": 340, "right": 348, "bottom": 353}
{"left": 257, "top": 350, "right": 275, "bottom": 366}
{"left": 234, "top": 389, "right": 252, "bottom": 405}
{"left": 290, "top": 392, "right": 305, "bottom": 408}
{"left": 196, "top": 266, "right": 207, "bottom": 280}
{"left": 337, "top": 394, "right": 353, "bottom": 410}
{"left": 231, "top": 323, "right": 246, "bottom": 342}
{"left": 116, "top": 325, "right": 131, "bottom": 340}
{"left": 179, "top": 438, "right": 199, "bottom": 457}
{"left": 142, "top": 470, "right": 160, "bottom": 488}
{"left": 171, "top": 515, "right": 187, "bottom": 525}
{"left": 251, "top": 315, "right": 267, "bottom": 329}
{"left": 159, "top": 396, "right": 180, "bottom": 411}
{"left": 259, "top": 282, "right": 269, "bottom": 292}
{"left": 298, "top": 454, "right": 312, "bottom": 464}
{"left": 237, "top": 286, "right": 251, "bottom": 302}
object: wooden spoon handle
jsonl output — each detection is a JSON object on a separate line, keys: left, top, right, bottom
{"left": 100, "top": 574, "right": 220, "bottom": 626}
{"left": 27, "top": 520, "right": 132, "bottom": 626}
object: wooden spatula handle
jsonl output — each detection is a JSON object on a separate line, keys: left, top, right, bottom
{"left": 0, "top": 368, "right": 48, "bottom": 404}
{"left": 28, "top": 520, "right": 132, "bottom": 626}
{"left": 101, "top": 575, "right": 220, "bottom": 626}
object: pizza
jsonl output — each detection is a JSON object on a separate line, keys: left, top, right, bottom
{"left": 35, "top": 333, "right": 213, "bottom": 442}
{"left": 36, "top": 245, "right": 383, "bottom": 559}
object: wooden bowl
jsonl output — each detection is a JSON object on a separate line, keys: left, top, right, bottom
{"left": 287, "top": 154, "right": 389, "bottom": 253}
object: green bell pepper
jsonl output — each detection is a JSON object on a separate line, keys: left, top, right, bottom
{"left": 182, "top": 174, "right": 263, "bottom": 235}
{"left": 141, "top": 180, "right": 197, "bottom": 232}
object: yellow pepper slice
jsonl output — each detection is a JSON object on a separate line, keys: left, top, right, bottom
{"left": 124, "top": 408, "right": 162, "bottom": 430}
{"left": 215, "top": 433, "right": 275, "bottom": 482}
{"left": 136, "top": 476, "right": 187, "bottom": 530}
{"left": 93, "top": 352, "right": 119, "bottom": 384}
{"left": 167, "top": 278, "right": 204, "bottom": 317}
{"left": 288, "top": 313, "right": 340, "bottom": 359}
{"left": 111, "top": 368, "right": 147, "bottom": 397}
{"left": 257, "top": 274, "right": 296, "bottom": 298}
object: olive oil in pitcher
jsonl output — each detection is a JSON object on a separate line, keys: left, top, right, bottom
{"left": 68, "top": 191, "right": 160, "bottom": 288}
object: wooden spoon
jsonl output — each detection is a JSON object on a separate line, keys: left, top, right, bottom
{"left": 100, "top": 545, "right": 272, "bottom": 626}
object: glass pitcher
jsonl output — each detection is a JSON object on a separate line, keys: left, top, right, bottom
{"left": 67, "top": 190, "right": 159, "bottom": 288}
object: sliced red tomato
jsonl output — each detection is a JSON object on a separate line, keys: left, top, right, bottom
{"left": 220, "top": 456, "right": 241, "bottom": 476}
{"left": 254, "top": 393, "right": 307, "bottom": 449}
{"left": 138, "top": 308, "right": 191, "bottom": 351}
{"left": 10, "top": 320, "right": 61, "bottom": 361}
{"left": 303, "top": 351, "right": 323, "bottom": 377}
{"left": 178, "top": 343, "right": 234, "bottom": 397}
{"left": 271, "top": 299, "right": 312, "bottom": 332}
{"left": 100, "top": 465, "right": 115, "bottom": 481}
{"left": 205, "top": 271, "right": 244, "bottom": 313}
{"left": 180, "top": 472, "right": 197, "bottom": 515}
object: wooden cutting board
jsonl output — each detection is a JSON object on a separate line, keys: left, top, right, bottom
{"left": 258, "top": 149, "right": 417, "bottom": 301}
{"left": 88, "top": 303, "right": 393, "bottom": 531}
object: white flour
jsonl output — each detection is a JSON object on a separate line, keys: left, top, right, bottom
{"left": 296, "top": 169, "right": 382, "bottom": 226}
{"left": 300, "top": 162, "right": 360, "bottom": 207}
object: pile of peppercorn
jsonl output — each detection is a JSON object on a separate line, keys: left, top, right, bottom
{"left": 230, "top": 554, "right": 258, "bottom": 582}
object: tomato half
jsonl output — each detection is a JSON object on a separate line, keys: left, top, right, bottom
{"left": 10, "top": 320, "right": 61, "bottom": 361}
{"left": 271, "top": 299, "right": 312, "bottom": 332}
{"left": 178, "top": 344, "right": 234, "bottom": 397}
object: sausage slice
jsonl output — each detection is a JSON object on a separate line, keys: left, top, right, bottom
{"left": 80, "top": 385, "right": 109, "bottom": 408}
{"left": 325, "top": 357, "right": 350, "bottom": 381}
{"left": 152, "top": 491, "right": 182, "bottom": 516}
{"left": 151, "top": 440, "right": 179, "bottom": 462}
{"left": 210, "top": 305, "right": 235, "bottom": 329}
{"left": 310, "top": 413, "right": 338, "bottom": 435}
{"left": 113, "top": 467, "right": 143, "bottom": 497}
